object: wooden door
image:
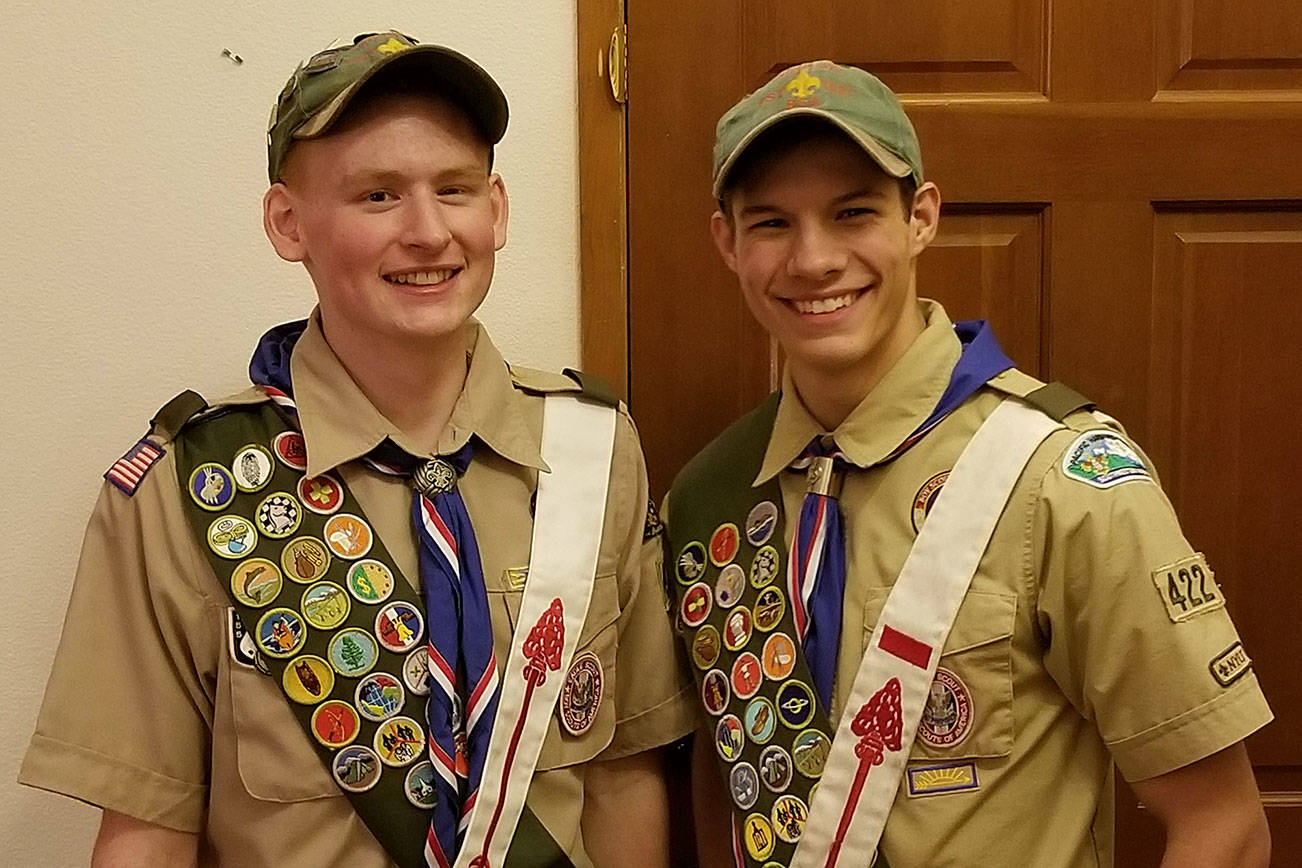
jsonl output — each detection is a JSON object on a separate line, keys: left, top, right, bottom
{"left": 621, "top": 1, "right": 1302, "bottom": 863}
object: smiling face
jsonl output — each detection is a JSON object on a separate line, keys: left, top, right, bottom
{"left": 264, "top": 90, "right": 507, "bottom": 355}
{"left": 712, "top": 125, "right": 939, "bottom": 423}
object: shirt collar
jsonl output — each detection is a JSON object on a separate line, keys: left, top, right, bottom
{"left": 756, "top": 299, "right": 960, "bottom": 483}
{"left": 291, "top": 314, "right": 545, "bottom": 477}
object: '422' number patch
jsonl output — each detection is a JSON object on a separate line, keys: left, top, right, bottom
{"left": 1151, "top": 553, "right": 1224, "bottom": 622}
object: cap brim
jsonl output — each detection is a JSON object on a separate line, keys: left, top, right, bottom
{"left": 712, "top": 108, "right": 912, "bottom": 199}
{"left": 294, "top": 44, "right": 508, "bottom": 144}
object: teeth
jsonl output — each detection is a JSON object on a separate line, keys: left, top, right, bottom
{"left": 791, "top": 292, "right": 858, "bottom": 314}
{"left": 389, "top": 269, "right": 453, "bottom": 286}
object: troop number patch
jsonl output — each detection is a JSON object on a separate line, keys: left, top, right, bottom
{"left": 1151, "top": 553, "right": 1224, "bottom": 623}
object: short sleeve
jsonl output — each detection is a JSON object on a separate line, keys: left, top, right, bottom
{"left": 19, "top": 453, "right": 221, "bottom": 831}
{"left": 1034, "top": 429, "right": 1272, "bottom": 781}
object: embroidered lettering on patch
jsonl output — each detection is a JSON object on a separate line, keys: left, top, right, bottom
{"left": 906, "top": 761, "right": 979, "bottom": 797}
{"left": 643, "top": 498, "right": 665, "bottom": 540}
{"left": 1062, "top": 430, "right": 1150, "bottom": 488}
{"left": 1210, "top": 642, "right": 1252, "bottom": 687}
{"left": 1151, "top": 553, "right": 1224, "bottom": 623}
{"left": 228, "top": 608, "right": 258, "bottom": 670}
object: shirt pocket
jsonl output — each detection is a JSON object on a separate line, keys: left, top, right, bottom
{"left": 863, "top": 588, "right": 1016, "bottom": 761}
{"left": 490, "top": 571, "right": 621, "bottom": 770}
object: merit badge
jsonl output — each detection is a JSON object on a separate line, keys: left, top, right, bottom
{"left": 702, "top": 669, "right": 731, "bottom": 716}
{"left": 692, "top": 625, "right": 721, "bottom": 670}
{"left": 906, "top": 761, "right": 980, "bottom": 798}
{"left": 230, "top": 558, "right": 282, "bottom": 608}
{"left": 374, "top": 716, "right": 425, "bottom": 767}
{"left": 300, "top": 581, "right": 350, "bottom": 630}
{"left": 1210, "top": 641, "right": 1252, "bottom": 687}
{"left": 771, "top": 794, "right": 808, "bottom": 844}
{"left": 730, "top": 762, "right": 760, "bottom": 810}
{"left": 710, "top": 523, "right": 741, "bottom": 566}
{"left": 356, "top": 672, "right": 406, "bottom": 722}
{"left": 256, "top": 607, "right": 306, "bottom": 658}
{"left": 347, "top": 560, "right": 395, "bottom": 604}
{"left": 911, "top": 471, "right": 948, "bottom": 533}
{"left": 731, "top": 652, "right": 763, "bottom": 701}
{"left": 405, "top": 761, "right": 439, "bottom": 809}
{"left": 1152, "top": 553, "right": 1224, "bottom": 623}
{"left": 560, "top": 652, "right": 603, "bottom": 736}
{"left": 328, "top": 628, "right": 379, "bottom": 678}
{"left": 324, "top": 513, "right": 373, "bottom": 559}
{"left": 227, "top": 609, "right": 257, "bottom": 669}
{"left": 333, "top": 744, "right": 382, "bottom": 793}
{"left": 744, "top": 697, "right": 777, "bottom": 745}
{"left": 1063, "top": 431, "right": 1151, "bottom": 488}
{"left": 746, "top": 501, "right": 779, "bottom": 547}
{"left": 715, "top": 564, "right": 746, "bottom": 608}
{"left": 281, "top": 536, "right": 331, "bottom": 583}
{"left": 256, "top": 492, "right": 301, "bottom": 539}
{"left": 753, "top": 587, "right": 785, "bottom": 632}
{"left": 403, "top": 647, "right": 431, "bottom": 696}
{"left": 743, "top": 813, "right": 776, "bottom": 862}
{"left": 759, "top": 744, "right": 793, "bottom": 793}
{"left": 311, "top": 700, "right": 360, "bottom": 749}
{"left": 376, "top": 602, "right": 424, "bottom": 653}
{"left": 272, "top": 431, "right": 308, "bottom": 470}
{"left": 750, "top": 546, "right": 780, "bottom": 588}
{"left": 762, "top": 633, "right": 797, "bottom": 681}
{"left": 681, "top": 582, "right": 712, "bottom": 628}
{"left": 189, "top": 462, "right": 236, "bottom": 511}
{"left": 283, "top": 654, "right": 334, "bottom": 704}
{"left": 776, "top": 680, "right": 816, "bottom": 730}
{"left": 232, "top": 444, "right": 274, "bottom": 492}
{"left": 676, "top": 541, "right": 707, "bottom": 585}
{"left": 792, "top": 729, "right": 831, "bottom": 778}
{"left": 298, "top": 473, "right": 344, "bottom": 515}
{"left": 918, "top": 667, "right": 973, "bottom": 748}
{"left": 723, "top": 607, "right": 753, "bottom": 651}
{"left": 715, "top": 714, "right": 745, "bottom": 762}
{"left": 207, "top": 515, "right": 257, "bottom": 559}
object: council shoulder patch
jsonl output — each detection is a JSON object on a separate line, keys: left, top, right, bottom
{"left": 105, "top": 438, "right": 165, "bottom": 496}
{"left": 1062, "top": 430, "right": 1151, "bottom": 488}
{"left": 643, "top": 498, "right": 665, "bottom": 540}
{"left": 1210, "top": 641, "right": 1252, "bottom": 687}
{"left": 1151, "top": 553, "right": 1225, "bottom": 623}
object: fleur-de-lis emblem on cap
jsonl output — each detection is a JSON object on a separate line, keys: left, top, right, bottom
{"left": 786, "top": 69, "right": 821, "bottom": 99}
{"left": 377, "top": 37, "right": 408, "bottom": 55}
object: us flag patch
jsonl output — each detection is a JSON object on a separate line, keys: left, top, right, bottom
{"left": 105, "top": 438, "right": 165, "bottom": 495}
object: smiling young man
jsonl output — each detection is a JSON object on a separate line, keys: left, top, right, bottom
{"left": 664, "top": 61, "right": 1272, "bottom": 867}
{"left": 19, "top": 32, "right": 693, "bottom": 868}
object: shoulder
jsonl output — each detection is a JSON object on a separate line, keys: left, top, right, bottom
{"left": 670, "top": 392, "right": 780, "bottom": 499}
{"left": 509, "top": 364, "right": 621, "bottom": 408}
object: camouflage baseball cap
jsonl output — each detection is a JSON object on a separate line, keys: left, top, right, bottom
{"left": 712, "top": 60, "right": 922, "bottom": 198}
{"left": 267, "top": 31, "right": 508, "bottom": 182}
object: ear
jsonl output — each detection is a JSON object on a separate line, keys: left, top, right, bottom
{"left": 490, "top": 173, "right": 509, "bottom": 251}
{"left": 263, "top": 183, "right": 306, "bottom": 263}
{"left": 908, "top": 181, "right": 941, "bottom": 254}
{"left": 710, "top": 209, "right": 740, "bottom": 274}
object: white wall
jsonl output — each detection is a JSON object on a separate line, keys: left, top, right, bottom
{"left": 0, "top": 2, "right": 579, "bottom": 861}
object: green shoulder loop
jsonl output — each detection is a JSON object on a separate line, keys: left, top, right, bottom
{"left": 508, "top": 364, "right": 620, "bottom": 408}
{"left": 149, "top": 390, "right": 208, "bottom": 443}
{"left": 986, "top": 369, "right": 1095, "bottom": 423}
{"left": 561, "top": 368, "right": 619, "bottom": 408}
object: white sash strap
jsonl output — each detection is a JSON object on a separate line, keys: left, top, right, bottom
{"left": 455, "top": 395, "right": 617, "bottom": 868}
{"left": 792, "top": 399, "right": 1060, "bottom": 868}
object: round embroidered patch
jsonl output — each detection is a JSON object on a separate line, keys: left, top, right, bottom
{"left": 283, "top": 654, "right": 334, "bottom": 704}
{"left": 744, "top": 697, "right": 776, "bottom": 745}
{"left": 328, "top": 628, "right": 378, "bottom": 678}
{"left": 745, "top": 501, "right": 779, "bottom": 547}
{"left": 311, "top": 700, "right": 360, "bottom": 749}
{"left": 771, "top": 794, "right": 808, "bottom": 844}
{"left": 281, "top": 536, "right": 331, "bottom": 583}
{"left": 559, "top": 651, "right": 603, "bottom": 736}
{"left": 676, "top": 541, "right": 708, "bottom": 585}
{"left": 692, "top": 625, "right": 721, "bottom": 670}
{"left": 792, "top": 729, "right": 831, "bottom": 779}
{"left": 374, "top": 716, "right": 425, "bottom": 767}
{"left": 759, "top": 744, "right": 793, "bottom": 793}
{"left": 702, "top": 669, "right": 730, "bottom": 716}
{"left": 753, "top": 586, "right": 785, "bottom": 632}
{"left": 333, "top": 745, "right": 381, "bottom": 793}
{"left": 715, "top": 564, "right": 746, "bottom": 608}
{"left": 403, "top": 647, "right": 431, "bottom": 696}
{"left": 749, "top": 545, "right": 781, "bottom": 588}
{"left": 324, "top": 513, "right": 373, "bottom": 559}
{"left": 255, "top": 608, "right": 305, "bottom": 658}
{"left": 911, "top": 470, "right": 949, "bottom": 533}
{"left": 231, "top": 444, "right": 274, "bottom": 493}
{"left": 405, "top": 761, "right": 439, "bottom": 809}
{"left": 375, "top": 602, "right": 424, "bottom": 653}
{"left": 207, "top": 515, "right": 258, "bottom": 559}
{"left": 297, "top": 473, "right": 344, "bottom": 515}
{"left": 776, "top": 680, "right": 816, "bottom": 730}
{"left": 255, "top": 492, "right": 301, "bottom": 539}
{"left": 743, "top": 813, "right": 775, "bottom": 861}
{"left": 730, "top": 761, "right": 760, "bottom": 810}
{"left": 681, "top": 582, "right": 712, "bottom": 628}
{"left": 1062, "top": 430, "right": 1151, "bottom": 488}
{"left": 723, "top": 607, "right": 753, "bottom": 651}
{"left": 762, "top": 633, "right": 797, "bottom": 681}
{"left": 710, "top": 523, "right": 741, "bottom": 566}
{"left": 300, "top": 581, "right": 350, "bottom": 630}
{"left": 272, "top": 431, "right": 308, "bottom": 470}
{"left": 347, "top": 559, "right": 395, "bottom": 604}
{"left": 715, "top": 714, "right": 745, "bottom": 762}
{"left": 731, "top": 652, "right": 763, "bottom": 701}
{"left": 918, "top": 667, "right": 974, "bottom": 748}
{"left": 189, "top": 462, "right": 235, "bottom": 511}
{"left": 356, "top": 671, "right": 406, "bottom": 722}
{"left": 230, "top": 558, "right": 282, "bottom": 608}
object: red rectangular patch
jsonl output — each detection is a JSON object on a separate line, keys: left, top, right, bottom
{"left": 878, "top": 624, "right": 932, "bottom": 669}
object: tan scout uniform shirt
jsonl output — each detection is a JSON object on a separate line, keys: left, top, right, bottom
{"left": 756, "top": 301, "right": 1272, "bottom": 867}
{"left": 21, "top": 316, "right": 695, "bottom": 868}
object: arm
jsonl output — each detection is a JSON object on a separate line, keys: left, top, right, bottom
{"left": 92, "top": 810, "right": 198, "bottom": 868}
{"left": 583, "top": 748, "right": 672, "bottom": 868}
{"left": 691, "top": 729, "right": 736, "bottom": 868}
{"left": 1130, "top": 742, "right": 1270, "bottom": 868}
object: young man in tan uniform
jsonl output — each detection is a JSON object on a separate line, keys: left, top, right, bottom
{"left": 666, "top": 61, "right": 1272, "bottom": 867}
{"left": 20, "top": 31, "right": 693, "bottom": 868}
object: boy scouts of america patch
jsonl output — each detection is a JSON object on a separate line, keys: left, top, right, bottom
{"left": 917, "top": 667, "right": 973, "bottom": 748}
{"left": 1062, "top": 431, "right": 1151, "bottom": 488}
{"left": 911, "top": 471, "right": 948, "bottom": 533}
{"left": 559, "top": 651, "right": 603, "bottom": 735}
{"left": 105, "top": 438, "right": 165, "bottom": 496}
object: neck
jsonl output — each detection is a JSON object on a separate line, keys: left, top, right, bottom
{"left": 321, "top": 319, "right": 469, "bottom": 454}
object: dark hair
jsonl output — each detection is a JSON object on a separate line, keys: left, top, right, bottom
{"left": 719, "top": 117, "right": 915, "bottom": 220}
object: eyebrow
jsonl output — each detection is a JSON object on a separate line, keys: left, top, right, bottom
{"left": 737, "top": 187, "right": 889, "bottom": 217}
{"left": 339, "top": 165, "right": 486, "bottom": 189}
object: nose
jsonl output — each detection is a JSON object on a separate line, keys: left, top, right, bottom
{"left": 787, "top": 224, "right": 846, "bottom": 280}
{"left": 401, "top": 192, "right": 453, "bottom": 250}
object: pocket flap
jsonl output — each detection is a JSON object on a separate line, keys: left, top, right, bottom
{"left": 863, "top": 589, "right": 1017, "bottom": 656}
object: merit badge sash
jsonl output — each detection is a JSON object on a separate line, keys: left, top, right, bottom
{"left": 456, "top": 395, "right": 617, "bottom": 868}
{"left": 791, "top": 399, "right": 1060, "bottom": 868}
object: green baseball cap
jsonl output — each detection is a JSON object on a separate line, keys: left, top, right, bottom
{"left": 712, "top": 60, "right": 923, "bottom": 198}
{"left": 267, "top": 31, "right": 508, "bottom": 182}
